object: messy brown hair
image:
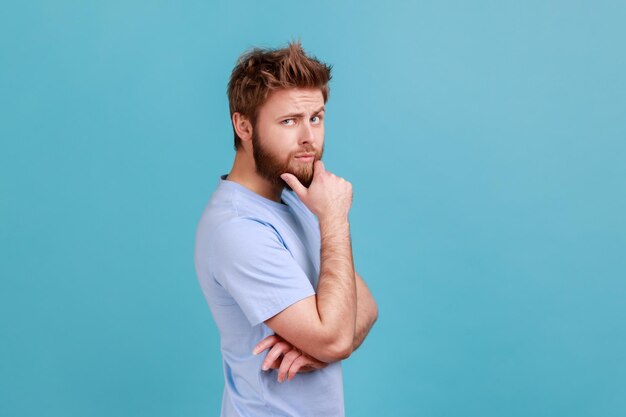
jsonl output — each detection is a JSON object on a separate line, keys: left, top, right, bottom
{"left": 227, "top": 39, "right": 333, "bottom": 150}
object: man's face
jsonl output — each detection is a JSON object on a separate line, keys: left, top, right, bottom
{"left": 251, "top": 87, "right": 325, "bottom": 188}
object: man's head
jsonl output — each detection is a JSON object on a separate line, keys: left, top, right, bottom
{"left": 227, "top": 41, "right": 332, "bottom": 187}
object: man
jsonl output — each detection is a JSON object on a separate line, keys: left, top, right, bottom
{"left": 194, "top": 40, "right": 378, "bottom": 417}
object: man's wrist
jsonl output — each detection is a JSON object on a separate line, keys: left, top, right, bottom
{"left": 318, "top": 215, "right": 350, "bottom": 231}
{"left": 319, "top": 219, "right": 351, "bottom": 243}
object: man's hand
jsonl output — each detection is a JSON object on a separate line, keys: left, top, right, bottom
{"left": 281, "top": 160, "right": 353, "bottom": 223}
{"left": 253, "top": 334, "right": 329, "bottom": 382}
{"left": 265, "top": 160, "right": 357, "bottom": 364}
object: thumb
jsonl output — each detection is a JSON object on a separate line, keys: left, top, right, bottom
{"left": 280, "top": 173, "right": 307, "bottom": 197}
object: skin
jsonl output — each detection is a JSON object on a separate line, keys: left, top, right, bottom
{"left": 254, "top": 271, "right": 377, "bottom": 382}
{"left": 227, "top": 87, "right": 326, "bottom": 202}
{"left": 229, "top": 87, "right": 378, "bottom": 383}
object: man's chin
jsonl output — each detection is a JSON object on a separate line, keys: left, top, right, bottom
{"left": 280, "top": 173, "right": 313, "bottom": 189}
{"left": 297, "top": 177, "right": 313, "bottom": 188}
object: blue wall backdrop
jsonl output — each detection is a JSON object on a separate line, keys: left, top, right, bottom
{"left": 2, "top": 1, "right": 625, "bottom": 416}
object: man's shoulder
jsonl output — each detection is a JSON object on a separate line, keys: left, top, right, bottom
{"left": 198, "top": 181, "right": 274, "bottom": 233}
{"left": 212, "top": 216, "right": 279, "bottom": 243}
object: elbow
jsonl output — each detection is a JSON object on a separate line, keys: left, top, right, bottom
{"left": 331, "top": 340, "right": 353, "bottom": 361}
{"left": 372, "top": 302, "right": 379, "bottom": 325}
{"left": 320, "top": 334, "right": 353, "bottom": 362}
{"left": 307, "top": 330, "right": 354, "bottom": 363}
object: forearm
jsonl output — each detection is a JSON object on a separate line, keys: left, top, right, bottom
{"left": 276, "top": 272, "right": 375, "bottom": 363}
{"left": 352, "top": 274, "right": 378, "bottom": 351}
{"left": 315, "top": 216, "right": 357, "bottom": 355}
{"left": 266, "top": 167, "right": 357, "bottom": 363}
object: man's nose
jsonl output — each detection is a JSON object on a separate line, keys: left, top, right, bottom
{"left": 299, "top": 120, "right": 316, "bottom": 144}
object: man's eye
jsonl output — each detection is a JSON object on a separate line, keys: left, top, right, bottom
{"left": 311, "top": 116, "right": 320, "bottom": 123}
{"left": 282, "top": 119, "right": 295, "bottom": 125}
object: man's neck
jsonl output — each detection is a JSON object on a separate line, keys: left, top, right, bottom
{"left": 227, "top": 152, "right": 284, "bottom": 203}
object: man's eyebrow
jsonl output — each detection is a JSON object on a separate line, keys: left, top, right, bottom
{"left": 277, "top": 106, "right": 325, "bottom": 119}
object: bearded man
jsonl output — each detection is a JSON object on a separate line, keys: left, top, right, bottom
{"left": 194, "top": 40, "right": 378, "bottom": 417}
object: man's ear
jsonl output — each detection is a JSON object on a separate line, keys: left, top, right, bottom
{"left": 232, "top": 112, "right": 253, "bottom": 143}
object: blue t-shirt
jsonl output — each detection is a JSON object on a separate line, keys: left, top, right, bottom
{"left": 194, "top": 174, "right": 345, "bottom": 417}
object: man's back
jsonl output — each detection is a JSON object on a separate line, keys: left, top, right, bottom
{"left": 194, "top": 174, "right": 344, "bottom": 417}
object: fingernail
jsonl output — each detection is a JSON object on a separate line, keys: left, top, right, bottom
{"left": 262, "top": 364, "right": 268, "bottom": 371}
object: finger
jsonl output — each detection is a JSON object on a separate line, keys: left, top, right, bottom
{"left": 267, "top": 358, "right": 282, "bottom": 370}
{"left": 261, "top": 342, "right": 289, "bottom": 371}
{"left": 287, "top": 355, "right": 309, "bottom": 381}
{"left": 280, "top": 173, "right": 307, "bottom": 196}
{"left": 262, "top": 342, "right": 289, "bottom": 370}
{"left": 278, "top": 349, "right": 302, "bottom": 383}
{"left": 252, "top": 335, "right": 280, "bottom": 355}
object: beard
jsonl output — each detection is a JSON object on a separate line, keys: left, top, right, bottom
{"left": 252, "top": 130, "right": 324, "bottom": 188}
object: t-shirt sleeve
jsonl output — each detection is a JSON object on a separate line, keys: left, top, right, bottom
{"left": 209, "top": 217, "right": 316, "bottom": 327}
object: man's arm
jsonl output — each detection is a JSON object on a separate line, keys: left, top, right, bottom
{"left": 255, "top": 270, "right": 377, "bottom": 379}
{"left": 352, "top": 271, "right": 378, "bottom": 351}
{"left": 263, "top": 161, "right": 357, "bottom": 363}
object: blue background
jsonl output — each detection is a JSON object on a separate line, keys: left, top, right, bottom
{"left": 2, "top": 1, "right": 625, "bottom": 416}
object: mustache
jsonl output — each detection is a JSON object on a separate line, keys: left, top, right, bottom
{"left": 292, "top": 147, "right": 319, "bottom": 155}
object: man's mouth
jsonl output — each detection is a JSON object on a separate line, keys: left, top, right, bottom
{"left": 294, "top": 154, "right": 315, "bottom": 162}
